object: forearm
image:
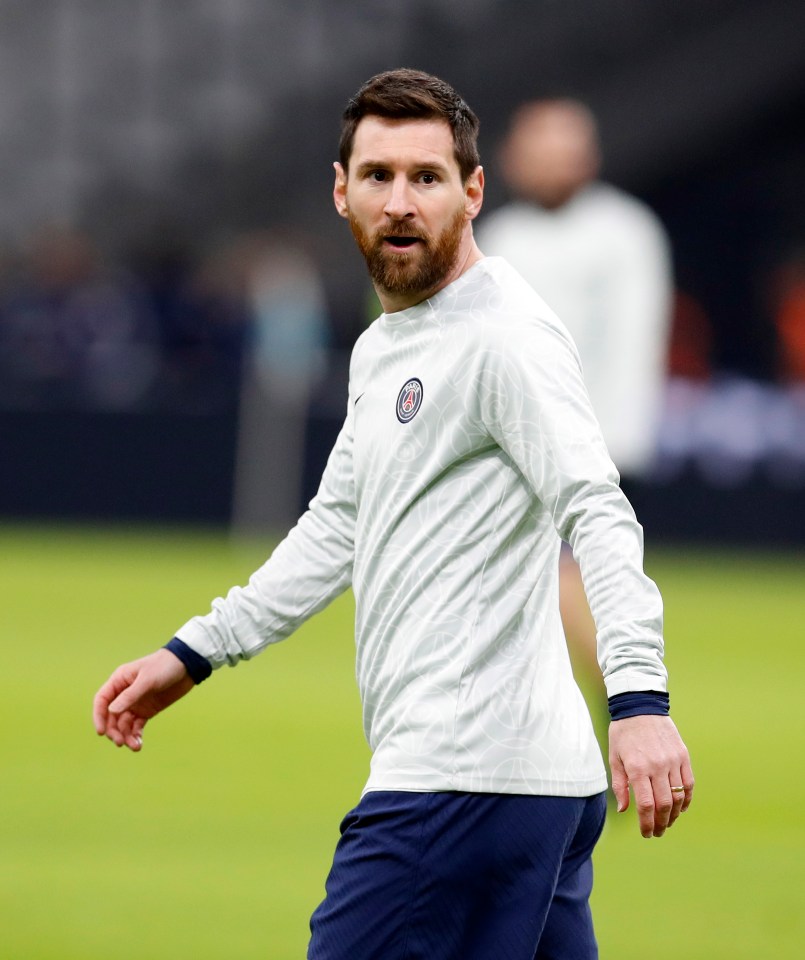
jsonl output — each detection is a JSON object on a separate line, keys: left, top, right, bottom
{"left": 478, "top": 314, "right": 668, "bottom": 697}
{"left": 175, "top": 503, "right": 354, "bottom": 669}
{"left": 566, "top": 483, "right": 667, "bottom": 697}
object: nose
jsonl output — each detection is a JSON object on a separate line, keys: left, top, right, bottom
{"left": 383, "top": 174, "right": 415, "bottom": 220}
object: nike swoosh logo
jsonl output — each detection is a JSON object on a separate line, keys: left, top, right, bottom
{"left": 355, "top": 392, "right": 366, "bottom": 405}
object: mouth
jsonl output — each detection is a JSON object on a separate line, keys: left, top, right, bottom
{"left": 383, "top": 235, "right": 423, "bottom": 250}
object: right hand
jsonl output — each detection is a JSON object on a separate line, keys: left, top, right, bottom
{"left": 609, "top": 714, "right": 694, "bottom": 838}
{"left": 93, "top": 648, "right": 195, "bottom": 751}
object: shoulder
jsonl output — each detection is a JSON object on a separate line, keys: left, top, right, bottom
{"left": 460, "top": 258, "right": 580, "bottom": 364}
{"left": 352, "top": 317, "right": 381, "bottom": 354}
{"left": 348, "top": 316, "right": 383, "bottom": 387}
{"left": 471, "top": 258, "right": 565, "bottom": 327}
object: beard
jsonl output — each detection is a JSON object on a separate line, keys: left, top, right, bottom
{"left": 347, "top": 205, "right": 466, "bottom": 302}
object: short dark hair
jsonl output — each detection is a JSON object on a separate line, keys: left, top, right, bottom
{"left": 339, "top": 68, "right": 481, "bottom": 182}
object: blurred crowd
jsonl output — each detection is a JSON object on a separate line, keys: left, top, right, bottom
{"left": 1, "top": 219, "right": 805, "bottom": 486}
{"left": 0, "top": 224, "right": 328, "bottom": 415}
{"left": 655, "top": 251, "right": 805, "bottom": 486}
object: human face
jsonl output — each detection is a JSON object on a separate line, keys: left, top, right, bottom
{"left": 503, "top": 103, "right": 599, "bottom": 209}
{"left": 333, "top": 116, "right": 484, "bottom": 312}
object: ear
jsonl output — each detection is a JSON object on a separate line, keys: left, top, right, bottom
{"left": 464, "top": 165, "right": 484, "bottom": 221}
{"left": 333, "top": 162, "right": 349, "bottom": 219}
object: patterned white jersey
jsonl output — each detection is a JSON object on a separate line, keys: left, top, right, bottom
{"left": 176, "top": 257, "right": 667, "bottom": 798}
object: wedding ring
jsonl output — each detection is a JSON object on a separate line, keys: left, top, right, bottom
{"left": 670, "top": 786, "right": 685, "bottom": 793}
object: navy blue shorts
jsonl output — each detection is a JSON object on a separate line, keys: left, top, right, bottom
{"left": 308, "top": 790, "right": 607, "bottom": 960}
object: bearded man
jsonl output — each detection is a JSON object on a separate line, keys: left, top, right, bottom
{"left": 94, "top": 68, "right": 693, "bottom": 960}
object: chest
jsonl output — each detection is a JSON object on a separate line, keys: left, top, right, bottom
{"left": 350, "top": 326, "right": 483, "bottom": 502}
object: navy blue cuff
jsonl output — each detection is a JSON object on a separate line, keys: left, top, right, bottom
{"left": 164, "top": 637, "right": 213, "bottom": 685}
{"left": 608, "top": 691, "right": 669, "bottom": 721}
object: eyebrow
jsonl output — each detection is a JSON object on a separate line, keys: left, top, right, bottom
{"left": 353, "top": 158, "right": 452, "bottom": 178}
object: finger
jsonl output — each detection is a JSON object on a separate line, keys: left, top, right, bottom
{"left": 631, "top": 777, "right": 657, "bottom": 838}
{"left": 103, "top": 711, "right": 126, "bottom": 747}
{"left": 108, "top": 673, "right": 150, "bottom": 717}
{"left": 100, "top": 686, "right": 136, "bottom": 747}
{"left": 93, "top": 675, "right": 125, "bottom": 734}
{"left": 667, "top": 775, "right": 686, "bottom": 828}
{"left": 610, "top": 762, "right": 630, "bottom": 814}
{"left": 93, "top": 693, "right": 110, "bottom": 735}
{"left": 93, "top": 664, "right": 138, "bottom": 733}
{"left": 612, "top": 770, "right": 629, "bottom": 813}
{"left": 104, "top": 711, "right": 142, "bottom": 751}
{"left": 650, "top": 780, "right": 674, "bottom": 836}
{"left": 116, "top": 707, "right": 135, "bottom": 742}
{"left": 127, "top": 718, "right": 146, "bottom": 753}
{"left": 116, "top": 710, "right": 146, "bottom": 753}
{"left": 679, "top": 758, "right": 695, "bottom": 813}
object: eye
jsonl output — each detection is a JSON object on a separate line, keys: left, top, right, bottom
{"left": 419, "top": 172, "right": 437, "bottom": 184}
{"left": 370, "top": 170, "right": 387, "bottom": 182}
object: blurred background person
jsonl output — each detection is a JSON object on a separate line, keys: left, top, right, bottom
{"left": 129, "top": 228, "right": 252, "bottom": 414}
{"left": 0, "top": 224, "right": 160, "bottom": 411}
{"left": 476, "top": 99, "right": 673, "bottom": 732}
{"left": 230, "top": 229, "right": 330, "bottom": 536}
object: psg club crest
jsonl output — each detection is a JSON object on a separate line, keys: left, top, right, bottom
{"left": 396, "top": 378, "right": 423, "bottom": 423}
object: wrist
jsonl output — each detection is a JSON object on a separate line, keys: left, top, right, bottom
{"left": 164, "top": 637, "right": 212, "bottom": 684}
{"left": 608, "top": 690, "right": 669, "bottom": 721}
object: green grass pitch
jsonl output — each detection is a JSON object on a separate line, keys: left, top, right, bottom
{"left": 1, "top": 523, "right": 803, "bottom": 959}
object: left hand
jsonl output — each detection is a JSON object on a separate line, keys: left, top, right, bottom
{"left": 609, "top": 714, "right": 694, "bottom": 838}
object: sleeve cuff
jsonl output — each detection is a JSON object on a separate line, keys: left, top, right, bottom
{"left": 164, "top": 637, "right": 213, "bottom": 685}
{"left": 608, "top": 690, "right": 669, "bottom": 721}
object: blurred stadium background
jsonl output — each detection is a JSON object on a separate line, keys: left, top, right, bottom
{"left": 1, "top": 2, "right": 804, "bottom": 958}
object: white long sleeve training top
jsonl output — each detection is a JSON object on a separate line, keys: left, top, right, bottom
{"left": 176, "top": 257, "right": 667, "bottom": 798}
